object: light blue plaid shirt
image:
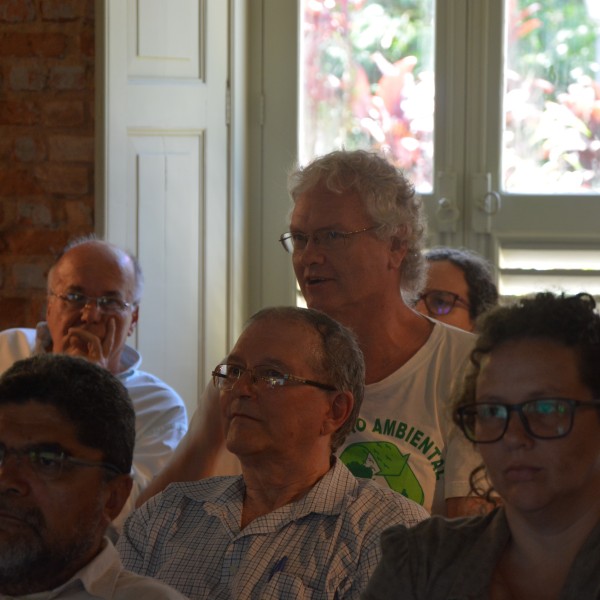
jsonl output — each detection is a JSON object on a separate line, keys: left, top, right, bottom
{"left": 117, "top": 458, "right": 428, "bottom": 599}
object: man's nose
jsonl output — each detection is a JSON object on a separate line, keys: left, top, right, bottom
{"left": 297, "top": 235, "right": 326, "bottom": 265}
{"left": 0, "top": 458, "right": 30, "bottom": 496}
{"left": 80, "top": 299, "right": 103, "bottom": 321}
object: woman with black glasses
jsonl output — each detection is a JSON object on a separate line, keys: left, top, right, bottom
{"left": 415, "top": 247, "right": 499, "bottom": 332}
{"left": 363, "top": 292, "right": 600, "bottom": 600}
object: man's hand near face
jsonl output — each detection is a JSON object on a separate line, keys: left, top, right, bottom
{"left": 61, "top": 319, "right": 117, "bottom": 371}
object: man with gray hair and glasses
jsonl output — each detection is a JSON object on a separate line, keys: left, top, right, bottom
{"left": 0, "top": 236, "right": 187, "bottom": 527}
{"left": 0, "top": 354, "right": 187, "bottom": 598}
{"left": 118, "top": 306, "right": 427, "bottom": 599}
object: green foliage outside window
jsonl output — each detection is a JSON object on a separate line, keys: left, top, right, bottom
{"left": 301, "top": 0, "right": 600, "bottom": 193}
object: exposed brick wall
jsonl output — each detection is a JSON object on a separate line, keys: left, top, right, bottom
{"left": 0, "top": 0, "right": 95, "bottom": 329}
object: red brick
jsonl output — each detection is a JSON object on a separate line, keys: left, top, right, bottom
{"left": 13, "top": 263, "right": 48, "bottom": 290}
{"left": 34, "top": 164, "right": 89, "bottom": 195}
{"left": 0, "top": 297, "right": 28, "bottom": 330}
{"left": 79, "top": 29, "right": 94, "bottom": 57}
{"left": 5, "top": 229, "right": 70, "bottom": 254}
{"left": 9, "top": 64, "right": 48, "bottom": 91}
{"left": 0, "top": 0, "right": 36, "bottom": 23}
{"left": 0, "top": 100, "right": 39, "bottom": 125}
{"left": 48, "top": 135, "right": 93, "bottom": 162}
{"left": 41, "top": 0, "right": 84, "bottom": 21}
{"left": 0, "top": 33, "right": 67, "bottom": 58}
{"left": 41, "top": 100, "right": 84, "bottom": 127}
{"left": 18, "top": 200, "right": 53, "bottom": 226}
{"left": 64, "top": 198, "right": 93, "bottom": 227}
{"left": 0, "top": 167, "right": 42, "bottom": 195}
{"left": 48, "top": 65, "right": 86, "bottom": 90}
{"left": 14, "top": 136, "right": 47, "bottom": 163}
{"left": 0, "top": 198, "right": 17, "bottom": 228}
{"left": 0, "top": 137, "right": 11, "bottom": 160}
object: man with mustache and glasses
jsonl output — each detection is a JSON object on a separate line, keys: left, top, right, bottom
{"left": 0, "top": 354, "right": 186, "bottom": 598}
{"left": 0, "top": 237, "right": 187, "bottom": 527}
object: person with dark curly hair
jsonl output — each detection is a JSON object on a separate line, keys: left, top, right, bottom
{"left": 416, "top": 247, "right": 499, "bottom": 332}
{"left": 363, "top": 292, "right": 600, "bottom": 600}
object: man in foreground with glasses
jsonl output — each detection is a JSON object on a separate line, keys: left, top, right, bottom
{"left": 415, "top": 247, "right": 499, "bottom": 332}
{"left": 118, "top": 306, "right": 428, "bottom": 599}
{"left": 363, "top": 292, "right": 600, "bottom": 599}
{"left": 0, "top": 354, "right": 186, "bottom": 598}
{"left": 0, "top": 237, "right": 187, "bottom": 527}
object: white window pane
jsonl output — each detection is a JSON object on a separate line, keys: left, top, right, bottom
{"left": 503, "top": 0, "right": 600, "bottom": 193}
{"left": 299, "top": 0, "right": 435, "bottom": 192}
{"left": 498, "top": 245, "right": 600, "bottom": 298}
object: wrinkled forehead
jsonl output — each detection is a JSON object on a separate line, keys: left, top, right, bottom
{"left": 49, "top": 244, "right": 136, "bottom": 295}
{"left": 234, "top": 316, "right": 325, "bottom": 370}
{"left": 289, "top": 189, "right": 369, "bottom": 228}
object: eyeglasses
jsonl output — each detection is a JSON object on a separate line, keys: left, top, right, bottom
{"left": 455, "top": 398, "right": 600, "bottom": 443}
{"left": 278, "top": 226, "right": 379, "bottom": 253}
{"left": 0, "top": 443, "right": 123, "bottom": 480}
{"left": 49, "top": 291, "right": 132, "bottom": 314}
{"left": 418, "top": 290, "right": 470, "bottom": 316}
{"left": 212, "top": 363, "right": 336, "bottom": 392}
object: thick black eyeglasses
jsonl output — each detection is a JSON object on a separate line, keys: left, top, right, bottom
{"left": 418, "top": 290, "right": 470, "bottom": 316}
{"left": 212, "top": 363, "right": 336, "bottom": 392}
{"left": 455, "top": 398, "right": 600, "bottom": 443}
{"left": 0, "top": 443, "right": 123, "bottom": 480}
{"left": 49, "top": 291, "right": 132, "bottom": 314}
{"left": 278, "top": 226, "right": 379, "bottom": 253}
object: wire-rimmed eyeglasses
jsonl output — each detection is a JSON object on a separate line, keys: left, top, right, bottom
{"left": 0, "top": 442, "right": 124, "bottom": 480}
{"left": 278, "top": 226, "right": 379, "bottom": 253}
{"left": 212, "top": 363, "right": 336, "bottom": 392}
{"left": 455, "top": 398, "right": 600, "bottom": 443}
{"left": 49, "top": 291, "right": 133, "bottom": 314}
{"left": 418, "top": 290, "right": 470, "bottom": 316}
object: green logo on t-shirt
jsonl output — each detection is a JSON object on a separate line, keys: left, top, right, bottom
{"left": 340, "top": 441, "right": 425, "bottom": 505}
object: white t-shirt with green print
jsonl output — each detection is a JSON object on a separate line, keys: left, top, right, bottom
{"left": 337, "top": 320, "right": 478, "bottom": 515}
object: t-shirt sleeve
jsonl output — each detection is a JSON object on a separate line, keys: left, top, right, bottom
{"left": 360, "top": 524, "right": 417, "bottom": 600}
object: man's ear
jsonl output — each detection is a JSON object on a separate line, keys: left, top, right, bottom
{"left": 321, "top": 391, "right": 354, "bottom": 437}
{"left": 103, "top": 474, "right": 133, "bottom": 522}
{"left": 127, "top": 306, "right": 139, "bottom": 337}
{"left": 388, "top": 235, "right": 408, "bottom": 270}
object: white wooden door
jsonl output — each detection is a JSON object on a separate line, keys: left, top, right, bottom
{"left": 98, "top": 0, "right": 230, "bottom": 416}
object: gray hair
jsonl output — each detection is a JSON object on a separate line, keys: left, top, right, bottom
{"left": 288, "top": 150, "right": 428, "bottom": 300}
{"left": 247, "top": 306, "right": 365, "bottom": 453}
{"left": 49, "top": 235, "right": 144, "bottom": 304}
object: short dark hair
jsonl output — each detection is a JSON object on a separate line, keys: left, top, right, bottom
{"left": 425, "top": 247, "right": 499, "bottom": 322}
{"left": 452, "top": 292, "right": 600, "bottom": 500}
{"left": 0, "top": 354, "right": 135, "bottom": 475}
{"left": 247, "top": 306, "right": 365, "bottom": 452}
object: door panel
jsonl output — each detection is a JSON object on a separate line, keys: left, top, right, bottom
{"left": 100, "top": 0, "right": 229, "bottom": 416}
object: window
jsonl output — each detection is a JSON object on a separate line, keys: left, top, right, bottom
{"left": 251, "top": 0, "right": 600, "bottom": 310}
{"left": 299, "top": 0, "right": 600, "bottom": 295}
